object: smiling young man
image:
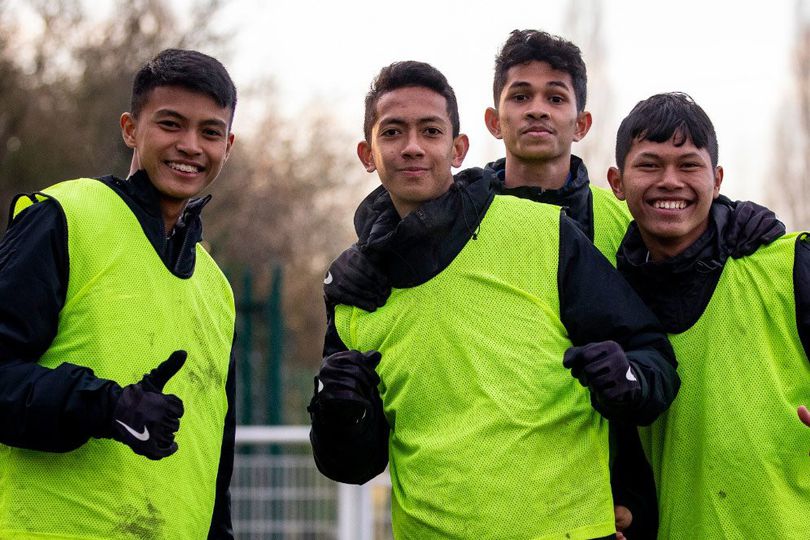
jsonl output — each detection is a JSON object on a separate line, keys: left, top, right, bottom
{"left": 309, "top": 60, "right": 679, "bottom": 540}
{"left": 607, "top": 92, "right": 810, "bottom": 539}
{"left": 0, "top": 49, "right": 237, "bottom": 539}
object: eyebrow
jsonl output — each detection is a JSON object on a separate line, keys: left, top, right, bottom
{"left": 379, "top": 115, "right": 446, "bottom": 126}
{"left": 154, "top": 108, "right": 228, "bottom": 130}
{"left": 634, "top": 151, "right": 707, "bottom": 161}
{"left": 507, "top": 80, "right": 571, "bottom": 92}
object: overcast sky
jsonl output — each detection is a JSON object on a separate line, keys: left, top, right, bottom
{"left": 215, "top": 0, "right": 797, "bottom": 202}
{"left": 11, "top": 0, "right": 798, "bottom": 201}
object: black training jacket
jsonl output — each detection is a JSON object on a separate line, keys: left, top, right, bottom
{"left": 312, "top": 167, "right": 679, "bottom": 489}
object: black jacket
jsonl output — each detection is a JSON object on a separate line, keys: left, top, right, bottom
{"left": 617, "top": 198, "right": 810, "bottom": 354}
{"left": 0, "top": 172, "right": 235, "bottom": 539}
{"left": 313, "top": 167, "right": 679, "bottom": 486}
{"left": 487, "top": 155, "right": 602, "bottom": 240}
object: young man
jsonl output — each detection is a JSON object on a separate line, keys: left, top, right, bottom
{"left": 0, "top": 49, "right": 237, "bottom": 539}
{"left": 483, "top": 29, "right": 632, "bottom": 265}
{"left": 607, "top": 92, "right": 810, "bottom": 539}
{"left": 323, "top": 30, "right": 634, "bottom": 311}
{"left": 309, "top": 60, "right": 678, "bottom": 539}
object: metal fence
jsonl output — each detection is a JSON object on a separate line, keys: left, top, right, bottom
{"left": 233, "top": 426, "right": 393, "bottom": 540}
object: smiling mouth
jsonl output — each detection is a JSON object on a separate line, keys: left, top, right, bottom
{"left": 651, "top": 199, "right": 689, "bottom": 210}
{"left": 167, "top": 161, "right": 203, "bottom": 174}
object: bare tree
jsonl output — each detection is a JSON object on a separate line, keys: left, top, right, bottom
{"left": 0, "top": 0, "right": 226, "bottom": 227}
{"left": 563, "top": 0, "right": 615, "bottom": 186}
{"left": 769, "top": 0, "right": 810, "bottom": 229}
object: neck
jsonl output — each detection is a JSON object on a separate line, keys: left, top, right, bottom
{"left": 160, "top": 199, "right": 186, "bottom": 237}
{"left": 640, "top": 224, "right": 710, "bottom": 263}
{"left": 503, "top": 153, "right": 570, "bottom": 190}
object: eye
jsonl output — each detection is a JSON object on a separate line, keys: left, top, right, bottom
{"left": 158, "top": 120, "right": 180, "bottom": 130}
{"left": 636, "top": 162, "right": 659, "bottom": 170}
{"left": 549, "top": 95, "right": 565, "bottom": 104}
{"left": 380, "top": 128, "right": 401, "bottom": 137}
{"left": 511, "top": 93, "right": 529, "bottom": 103}
{"left": 681, "top": 162, "right": 701, "bottom": 170}
{"left": 424, "top": 127, "right": 442, "bottom": 136}
{"left": 203, "top": 128, "right": 224, "bottom": 139}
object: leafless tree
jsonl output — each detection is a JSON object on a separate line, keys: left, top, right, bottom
{"left": 768, "top": 0, "right": 810, "bottom": 229}
{"left": 564, "top": 0, "right": 615, "bottom": 186}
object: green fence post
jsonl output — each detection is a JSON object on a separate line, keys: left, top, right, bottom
{"left": 239, "top": 269, "right": 253, "bottom": 426}
{"left": 267, "top": 265, "right": 283, "bottom": 425}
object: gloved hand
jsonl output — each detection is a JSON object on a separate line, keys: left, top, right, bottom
{"left": 324, "top": 245, "right": 390, "bottom": 312}
{"left": 726, "top": 200, "right": 785, "bottom": 258}
{"left": 110, "top": 350, "right": 186, "bottom": 460}
{"left": 308, "top": 350, "right": 382, "bottom": 429}
{"left": 563, "top": 341, "right": 641, "bottom": 407}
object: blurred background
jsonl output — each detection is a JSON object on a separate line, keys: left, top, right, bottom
{"left": 1, "top": 0, "right": 808, "bottom": 537}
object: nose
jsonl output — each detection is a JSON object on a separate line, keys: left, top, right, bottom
{"left": 658, "top": 165, "right": 685, "bottom": 189}
{"left": 524, "top": 96, "right": 549, "bottom": 120}
{"left": 401, "top": 131, "right": 425, "bottom": 159}
{"left": 176, "top": 130, "right": 202, "bottom": 156}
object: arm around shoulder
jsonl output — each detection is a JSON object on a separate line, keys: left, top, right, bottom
{"left": 558, "top": 215, "right": 679, "bottom": 425}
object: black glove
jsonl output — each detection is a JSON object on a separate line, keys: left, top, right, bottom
{"left": 110, "top": 350, "right": 186, "bottom": 460}
{"left": 324, "top": 245, "right": 390, "bottom": 312}
{"left": 308, "top": 350, "right": 382, "bottom": 429}
{"left": 726, "top": 200, "right": 785, "bottom": 258}
{"left": 563, "top": 341, "right": 641, "bottom": 407}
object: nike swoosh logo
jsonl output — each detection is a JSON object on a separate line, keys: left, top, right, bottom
{"left": 116, "top": 419, "right": 150, "bottom": 441}
{"left": 626, "top": 366, "right": 637, "bottom": 382}
{"left": 324, "top": 271, "right": 333, "bottom": 285}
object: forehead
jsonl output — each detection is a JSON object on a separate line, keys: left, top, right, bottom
{"left": 503, "top": 60, "right": 573, "bottom": 91}
{"left": 140, "top": 85, "right": 232, "bottom": 122}
{"left": 628, "top": 135, "right": 712, "bottom": 161}
{"left": 374, "top": 86, "right": 450, "bottom": 126}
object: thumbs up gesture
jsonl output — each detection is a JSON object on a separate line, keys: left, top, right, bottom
{"left": 110, "top": 351, "right": 187, "bottom": 460}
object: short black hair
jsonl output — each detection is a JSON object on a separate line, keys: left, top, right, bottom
{"left": 131, "top": 48, "right": 237, "bottom": 127}
{"left": 615, "top": 92, "right": 719, "bottom": 171}
{"left": 363, "top": 61, "right": 460, "bottom": 141}
{"left": 493, "top": 29, "right": 587, "bottom": 112}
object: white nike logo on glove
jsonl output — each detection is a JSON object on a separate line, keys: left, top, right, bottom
{"left": 626, "top": 366, "right": 637, "bottom": 382}
{"left": 324, "top": 271, "right": 333, "bottom": 285}
{"left": 116, "top": 419, "right": 150, "bottom": 441}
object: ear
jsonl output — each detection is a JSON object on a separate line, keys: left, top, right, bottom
{"left": 712, "top": 165, "right": 724, "bottom": 199}
{"left": 120, "top": 112, "right": 138, "bottom": 149}
{"left": 451, "top": 134, "right": 470, "bottom": 168}
{"left": 223, "top": 132, "right": 235, "bottom": 162}
{"left": 607, "top": 166, "right": 626, "bottom": 200}
{"left": 484, "top": 107, "right": 502, "bottom": 139}
{"left": 573, "top": 110, "right": 593, "bottom": 142}
{"left": 357, "top": 141, "right": 375, "bottom": 172}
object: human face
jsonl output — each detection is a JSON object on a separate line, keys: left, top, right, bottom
{"left": 358, "top": 86, "right": 469, "bottom": 217}
{"left": 607, "top": 135, "right": 723, "bottom": 261}
{"left": 120, "top": 85, "right": 234, "bottom": 220}
{"left": 485, "top": 61, "right": 590, "bottom": 166}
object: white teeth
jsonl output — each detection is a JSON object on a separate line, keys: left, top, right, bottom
{"left": 654, "top": 200, "right": 687, "bottom": 210}
{"left": 168, "top": 162, "right": 199, "bottom": 173}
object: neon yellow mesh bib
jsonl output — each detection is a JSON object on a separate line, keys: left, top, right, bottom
{"left": 591, "top": 185, "right": 632, "bottom": 267}
{"left": 641, "top": 233, "right": 810, "bottom": 540}
{"left": 336, "top": 195, "right": 614, "bottom": 540}
{"left": 0, "top": 179, "right": 235, "bottom": 540}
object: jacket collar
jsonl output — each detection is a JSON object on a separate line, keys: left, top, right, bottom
{"left": 354, "top": 167, "right": 496, "bottom": 287}
{"left": 486, "top": 154, "right": 590, "bottom": 198}
{"left": 617, "top": 197, "right": 736, "bottom": 277}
